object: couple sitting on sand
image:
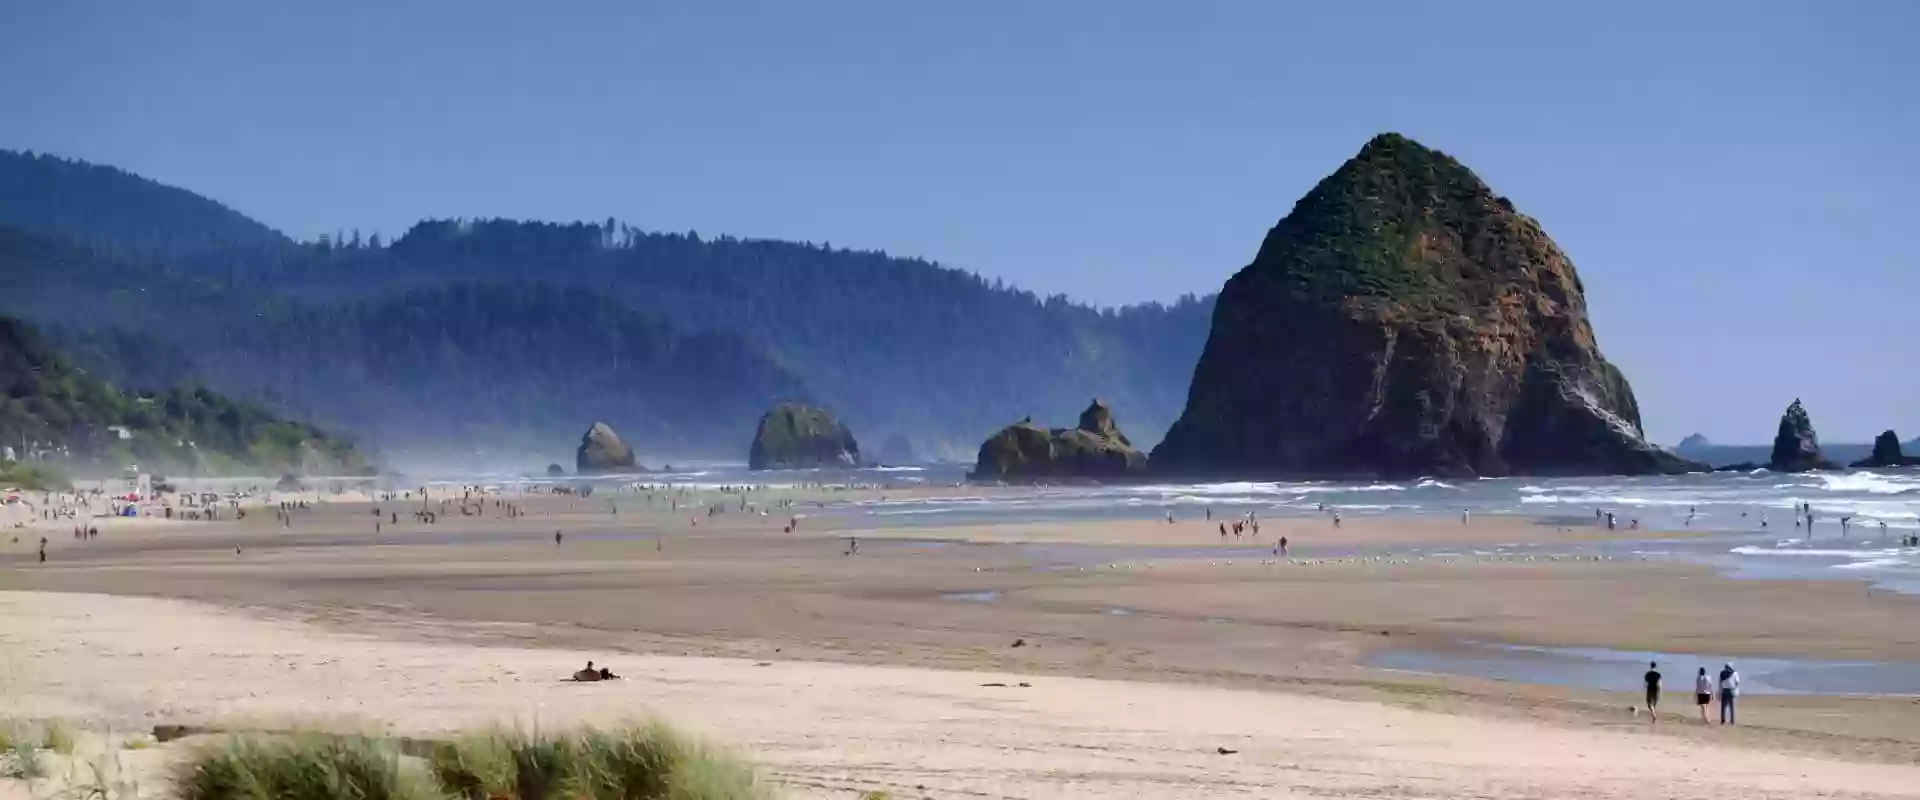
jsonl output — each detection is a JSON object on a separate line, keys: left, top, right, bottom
{"left": 572, "top": 660, "right": 621, "bottom": 682}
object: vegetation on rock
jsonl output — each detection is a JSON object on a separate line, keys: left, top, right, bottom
{"left": 972, "top": 399, "right": 1148, "bottom": 480}
{"left": 748, "top": 403, "right": 860, "bottom": 469}
{"left": 1154, "top": 133, "right": 1697, "bottom": 478}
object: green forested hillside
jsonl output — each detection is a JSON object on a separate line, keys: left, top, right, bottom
{"left": 0, "top": 315, "right": 366, "bottom": 479}
{"left": 0, "top": 152, "right": 1214, "bottom": 462}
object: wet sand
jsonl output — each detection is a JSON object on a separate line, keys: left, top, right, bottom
{"left": 5, "top": 485, "right": 1920, "bottom": 794}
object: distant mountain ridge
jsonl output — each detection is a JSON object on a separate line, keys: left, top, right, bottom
{"left": 0, "top": 150, "right": 287, "bottom": 256}
{"left": 0, "top": 151, "right": 1214, "bottom": 464}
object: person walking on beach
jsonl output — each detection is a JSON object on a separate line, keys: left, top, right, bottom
{"left": 1461, "top": 509, "right": 1470, "bottom": 526}
{"left": 554, "top": 530, "right": 564, "bottom": 547}
{"left": 1718, "top": 663, "right": 1740, "bottom": 724}
{"left": 38, "top": 536, "right": 47, "bottom": 563}
{"left": 1694, "top": 667, "right": 1713, "bottom": 723}
{"left": 1606, "top": 511, "right": 1617, "bottom": 531}
{"left": 1642, "top": 661, "right": 1662, "bottom": 723}
{"left": 1278, "top": 535, "right": 1289, "bottom": 557}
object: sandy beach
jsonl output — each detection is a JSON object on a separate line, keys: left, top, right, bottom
{"left": 6, "top": 484, "right": 1920, "bottom": 797}
{"left": 7, "top": 591, "right": 1920, "bottom": 800}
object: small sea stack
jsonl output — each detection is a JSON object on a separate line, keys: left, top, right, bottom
{"left": 748, "top": 403, "right": 860, "bottom": 469}
{"left": 971, "top": 399, "right": 1147, "bottom": 481}
{"left": 576, "top": 421, "right": 638, "bottom": 474}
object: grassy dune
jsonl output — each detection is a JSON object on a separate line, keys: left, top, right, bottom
{"left": 173, "top": 724, "right": 768, "bottom": 800}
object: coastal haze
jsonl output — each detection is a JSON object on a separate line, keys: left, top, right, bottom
{"left": 4, "top": 3, "right": 1920, "bottom": 800}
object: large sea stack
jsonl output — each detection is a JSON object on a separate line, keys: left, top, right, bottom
{"left": 1153, "top": 133, "right": 1697, "bottom": 479}
{"left": 1767, "top": 400, "right": 1832, "bottom": 472}
{"left": 749, "top": 403, "right": 860, "bottom": 469}
{"left": 576, "top": 421, "right": 638, "bottom": 473}
{"left": 971, "top": 399, "right": 1147, "bottom": 481}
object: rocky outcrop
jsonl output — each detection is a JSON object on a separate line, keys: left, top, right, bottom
{"left": 576, "top": 422, "right": 638, "bottom": 473}
{"left": 1675, "top": 434, "right": 1712, "bottom": 457}
{"left": 748, "top": 403, "right": 860, "bottom": 469}
{"left": 1850, "top": 429, "right": 1920, "bottom": 468}
{"left": 1768, "top": 400, "right": 1834, "bottom": 472}
{"left": 971, "top": 400, "right": 1148, "bottom": 481}
{"left": 545, "top": 462, "right": 566, "bottom": 477}
{"left": 1152, "top": 133, "right": 1700, "bottom": 479}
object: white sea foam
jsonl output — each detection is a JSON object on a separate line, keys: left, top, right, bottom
{"left": 1817, "top": 472, "right": 1918, "bottom": 495}
{"left": 1728, "top": 546, "right": 1906, "bottom": 558}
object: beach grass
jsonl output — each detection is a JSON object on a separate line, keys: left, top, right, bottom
{"left": 42, "top": 719, "right": 77, "bottom": 755}
{"left": 173, "top": 734, "right": 441, "bottom": 800}
{"left": 428, "top": 723, "right": 768, "bottom": 800}
{"left": 172, "top": 723, "right": 767, "bottom": 800}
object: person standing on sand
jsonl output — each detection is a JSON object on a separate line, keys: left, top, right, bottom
{"left": 1642, "top": 661, "right": 1661, "bottom": 723}
{"left": 1718, "top": 663, "right": 1740, "bottom": 724}
{"left": 554, "top": 530, "right": 564, "bottom": 547}
{"left": 1694, "top": 667, "right": 1713, "bottom": 723}
{"left": 1278, "top": 536, "right": 1289, "bottom": 557}
{"left": 1331, "top": 510, "right": 1341, "bottom": 528}
{"left": 1606, "top": 511, "right": 1616, "bottom": 531}
{"left": 1461, "top": 509, "right": 1470, "bottom": 526}
{"left": 38, "top": 536, "right": 47, "bottom": 563}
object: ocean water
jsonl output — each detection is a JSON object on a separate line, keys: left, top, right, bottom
{"left": 486, "top": 464, "right": 1920, "bottom": 594}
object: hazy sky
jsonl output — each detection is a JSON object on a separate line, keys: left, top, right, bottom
{"left": 3, "top": 1, "right": 1914, "bottom": 443}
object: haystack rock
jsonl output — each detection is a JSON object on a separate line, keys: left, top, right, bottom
{"left": 1153, "top": 133, "right": 1699, "bottom": 479}
{"left": 576, "top": 422, "right": 637, "bottom": 473}
{"left": 1768, "top": 400, "right": 1832, "bottom": 472}
{"left": 749, "top": 403, "right": 860, "bottom": 470}
{"left": 1849, "top": 429, "right": 1920, "bottom": 469}
{"left": 971, "top": 400, "right": 1147, "bottom": 480}
{"left": 545, "top": 462, "right": 566, "bottom": 477}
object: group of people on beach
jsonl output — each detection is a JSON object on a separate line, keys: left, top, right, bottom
{"left": 1643, "top": 660, "right": 1741, "bottom": 725}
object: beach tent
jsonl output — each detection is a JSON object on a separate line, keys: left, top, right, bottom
{"left": 121, "top": 506, "right": 138, "bottom": 517}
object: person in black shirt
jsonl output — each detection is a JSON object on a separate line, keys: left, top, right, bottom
{"left": 1642, "top": 661, "right": 1662, "bottom": 724}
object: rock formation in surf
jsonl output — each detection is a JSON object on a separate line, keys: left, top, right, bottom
{"left": 1850, "top": 429, "right": 1920, "bottom": 468}
{"left": 1768, "top": 400, "right": 1833, "bottom": 472}
{"left": 748, "top": 403, "right": 861, "bottom": 469}
{"left": 576, "top": 421, "right": 638, "bottom": 473}
{"left": 545, "top": 462, "right": 566, "bottom": 477}
{"left": 1152, "top": 133, "right": 1699, "bottom": 479}
{"left": 971, "top": 399, "right": 1148, "bottom": 480}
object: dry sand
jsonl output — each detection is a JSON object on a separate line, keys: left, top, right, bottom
{"left": 6, "top": 591, "right": 1920, "bottom": 800}
{"left": 6, "top": 487, "right": 1920, "bottom": 796}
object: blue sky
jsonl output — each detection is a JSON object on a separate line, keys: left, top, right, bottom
{"left": 2, "top": 1, "right": 1914, "bottom": 444}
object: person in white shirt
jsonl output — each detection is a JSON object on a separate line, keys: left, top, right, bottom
{"left": 1694, "top": 668, "right": 1713, "bottom": 724}
{"left": 1718, "top": 663, "right": 1741, "bottom": 725}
